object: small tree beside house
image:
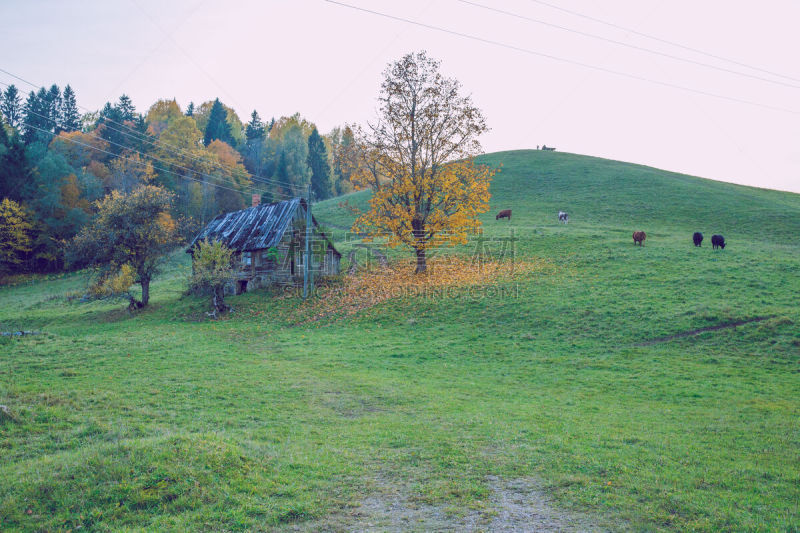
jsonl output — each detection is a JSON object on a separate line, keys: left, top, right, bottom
{"left": 190, "top": 238, "right": 234, "bottom": 314}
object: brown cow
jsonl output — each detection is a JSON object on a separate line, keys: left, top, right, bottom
{"left": 632, "top": 231, "right": 646, "bottom": 246}
{"left": 496, "top": 209, "right": 512, "bottom": 221}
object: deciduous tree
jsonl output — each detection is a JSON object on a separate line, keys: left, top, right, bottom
{"left": 269, "top": 113, "right": 315, "bottom": 141}
{"left": 70, "top": 185, "right": 178, "bottom": 308}
{"left": 189, "top": 238, "right": 234, "bottom": 314}
{"left": 0, "top": 198, "right": 33, "bottom": 273}
{"left": 329, "top": 125, "right": 356, "bottom": 195}
{"left": 274, "top": 124, "right": 310, "bottom": 196}
{"left": 348, "top": 51, "right": 496, "bottom": 273}
{"left": 49, "top": 129, "right": 110, "bottom": 168}
{"left": 145, "top": 99, "right": 183, "bottom": 137}
{"left": 206, "top": 139, "right": 251, "bottom": 213}
{"left": 108, "top": 152, "right": 156, "bottom": 193}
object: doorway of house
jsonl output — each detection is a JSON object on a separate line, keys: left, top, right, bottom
{"left": 237, "top": 280, "right": 248, "bottom": 294}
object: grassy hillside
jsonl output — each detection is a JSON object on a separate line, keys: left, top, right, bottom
{"left": 1, "top": 150, "right": 798, "bottom": 531}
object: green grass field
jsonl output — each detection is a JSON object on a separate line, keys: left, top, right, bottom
{"left": 1, "top": 150, "right": 799, "bottom": 531}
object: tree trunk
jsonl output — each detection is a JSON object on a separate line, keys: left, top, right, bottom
{"left": 213, "top": 286, "right": 229, "bottom": 313}
{"left": 140, "top": 276, "right": 150, "bottom": 307}
{"left": 415, "top": 247, "right": 427, "bottom": 274}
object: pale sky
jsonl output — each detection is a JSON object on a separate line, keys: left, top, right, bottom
{"left": 1, "top": 0, "right": 799, "bottom": 193}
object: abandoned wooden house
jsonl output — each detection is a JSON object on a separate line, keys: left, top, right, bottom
{"left": 187, "top": 197, "right": 341, "bottom": 294}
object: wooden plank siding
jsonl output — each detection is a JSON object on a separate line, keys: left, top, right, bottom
{"left": 224, "top": 204, "right": 341, "bottom": 294}
{"left": 188, "top": 198, "right": 341, "bottom": 295}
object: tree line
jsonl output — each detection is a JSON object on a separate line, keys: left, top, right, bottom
{"left": 0, "top": 83, "right": 356, "bottom": 274}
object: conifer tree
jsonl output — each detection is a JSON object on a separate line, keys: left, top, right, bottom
{"left": 1, "top": 85, "right": 22, "bottom": 128}
{"left": 60, "top": 85, "right": 80, "bottom": 132}
{"left": 0, "top": 132, "right": 32, "bottom": 202}
{"left": 46, "top": 84, "right": 62, "bottom": 133}
{"left": 22, "top": 89, "right": 48, "bottom": 143}
{"left": 0, "top": 115, "right": 8, "bottom": 147}
{"left": 245, "top": 110, "right": 265, "bottom": 141}
{"left": 307, "top": 127, "right": 332, "bottom": 200}
{"left": 241, "top": 110, "right": 268, "bottom": 179}
{"left": 203, "top": 98, "right": 233, "bottom": 147}
{"left": 117, "top": 94, "right": 136, "bottom": 121}
{"left": 185, "top": 101, "right": 195, "bottom": 117}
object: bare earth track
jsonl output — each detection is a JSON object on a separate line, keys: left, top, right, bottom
{"left": 288, "top": 476, "right": 612, "bottom": 532}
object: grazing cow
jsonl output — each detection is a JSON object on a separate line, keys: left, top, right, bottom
{"left": 632, "top": 231, "right": 646, "bottom": 246}
{"left": 711, "top": 234, "right": 726, "bottom": 249}
{"left": 558, "top": 211, "right": 569, "bottom": 224}
{"left": 693, "top": 232, "right": 703, "bottom": 247}
{"left": 496, "top": 209, "right": 512, "bottom": 221}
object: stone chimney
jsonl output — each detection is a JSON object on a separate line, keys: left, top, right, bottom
{"left": 252, "top": 193, "right": 260, "bottom": 208}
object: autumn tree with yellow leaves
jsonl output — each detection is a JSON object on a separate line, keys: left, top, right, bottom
{"left": 70, "top": 185, "right": 178, "bottom": 308}
{"left": 348, "top": 51, "right": 496, "bottom": 273}
{"left": 190, "top": 238, "right": 235, "bottom": 315}
{"left": 0, "top": 198, "right": 33, "bottom": 273}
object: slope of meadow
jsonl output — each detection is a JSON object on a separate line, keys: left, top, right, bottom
{"left": 1, "top": 150, "right": 798, "bottom": 531}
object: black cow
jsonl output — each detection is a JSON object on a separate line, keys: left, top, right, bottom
{"left": 693, "top": 232, "right": 703, "bottom": 247}
{"left": 711, "top": 234, "right": 726, "bottom": 249}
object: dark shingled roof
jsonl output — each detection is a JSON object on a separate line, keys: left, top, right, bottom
{"left": 186, "top": 198, "right": 340, "bottom": 256}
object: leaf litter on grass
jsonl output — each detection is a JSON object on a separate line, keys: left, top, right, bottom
{"left": 287, "top": 257, "right": 554, "bottom": 325}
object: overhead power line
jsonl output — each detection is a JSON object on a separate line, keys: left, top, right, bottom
{"left": 324, "top": 0, "right": 800, "bottom": 115}
{"left": 0, "top": 67, "right": 300, "bottom": 190}
{"left": 21, "top": 121, "right": 269, "bottom": 198}
{"left": 0, "top": 82, "right": 299, "bottom": 200}
{"left": 526, "top": 0, "right": 800, "bottom": 84}
{"left": 7, "top": 103, "right": 304, "bottom": 202}
{"left": 458, "top": 0, "right": 800, "bottom": 90}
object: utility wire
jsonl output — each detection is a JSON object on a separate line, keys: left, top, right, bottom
{"left": 324, "top": 1, "right": 800, "bottom": 115}
{"left": 458, "top": 0, "right": 800, "bottom": 90}
{"left": 22, "top": 121, "right": 269, "bottom": 197}
{"left": 526, "top": 0, "right": 800, "bottom": 84}
{"left": 2, "top": 94, "right": 300, "bottom": 201}
{"left": 15, "top": 104, "right": 301, "bottom": 201}
{"left": 0, "top": 68, "right": 300, "bottom": 190}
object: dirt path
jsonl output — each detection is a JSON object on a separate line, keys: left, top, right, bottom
{"left": 635, "top": 316, "right": 772, "bottom": 346}
{"left": 285, "top": 476, "right": 611, "bottom": 532}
